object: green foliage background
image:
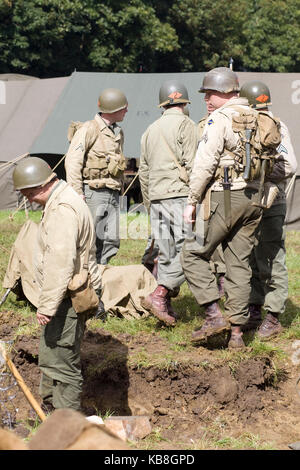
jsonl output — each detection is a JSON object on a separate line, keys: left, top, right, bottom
{"left": 0, "top": 0, "right": 300, "bottom": 77}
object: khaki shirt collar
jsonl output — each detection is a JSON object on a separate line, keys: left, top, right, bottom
{"left": 94, "top": 113, "right": 122, "bottom": 137}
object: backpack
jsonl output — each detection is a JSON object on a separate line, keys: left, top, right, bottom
{"left": 231, "top": 107, "right": 281, "bottom": 181}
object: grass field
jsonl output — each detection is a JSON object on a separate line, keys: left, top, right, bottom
{"left": 0, "top": 209, "right": 300, "bottom": 365}
{"left": 1, "top": 209, "right": 300, "bottom": 450}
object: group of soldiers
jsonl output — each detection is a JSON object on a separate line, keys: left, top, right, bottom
{"left": 139, "top": 68, "right": 297, "bottom": 349}
{"left": 11, "top": 66, "right": 297, "bottom": 413}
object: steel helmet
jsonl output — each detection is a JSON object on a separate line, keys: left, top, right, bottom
{"left": 13, "top": 157, "right": 54, "bottom": 190}
{"left": 98, "top": 88, "right": 128, "bottom": 113}
{"left": 239, "top": 80, "right": 272, "bottom": 109}
{"left": 199, "top": 67, "right": 240, "bottom": 94}
{"left": 158, "top": 80, "right": 191, "bottom": 108}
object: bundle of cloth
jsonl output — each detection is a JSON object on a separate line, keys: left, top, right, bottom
{"left": 2, "top": 219, "right": 157, "bottom": 320}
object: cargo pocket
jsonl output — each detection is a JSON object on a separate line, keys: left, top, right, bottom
{"left": 202, "top": 200, "right": 219, "bottom": 244}
{"left": 44, "top": 301, "right": 81, "bottom": 349}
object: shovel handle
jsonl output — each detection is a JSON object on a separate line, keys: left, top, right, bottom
{"left": 0, "top": 343, "right": 46, "bottom": 422}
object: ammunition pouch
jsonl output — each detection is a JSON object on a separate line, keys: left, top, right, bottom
{"left": 83, "top": 154, "right": 126, "bottom": 181}
{"left": 107, "top": 154, "right": 127, "bottom": 178}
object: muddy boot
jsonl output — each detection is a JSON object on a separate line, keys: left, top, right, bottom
{"left": 241, "top": 304, "right": 262, "bottom": 332}
{"left": 191, "top": 301, "right": 230, "bottom": 343}
{"left": 166, "top": 287, "right": 180, "bottom": 320}
{"left": 257, "top": 312, "right": 283, "bottom": 340}
{"left": 228, "top": 326, "right": 245, "bottom": 349}
{"left": 141, "top": 285, "right": 176, "bottom": 326}
{"left": 217, "top": 274, "right": 225, "bottom": 297}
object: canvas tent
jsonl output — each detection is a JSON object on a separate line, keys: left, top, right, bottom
{"left": 0, "top": 71, "right": 299, "bottom": 228}
{"left": 0, "top": 74, "right": 70, "bottom": 209}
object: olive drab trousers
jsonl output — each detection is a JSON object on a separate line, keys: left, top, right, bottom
{"left": 249, "top": 203, "right": 288, "bottom": 315}
{"left": 84, "top": 185, "right": 120, "bottom": 265}
{"left": 181, "top": 189, "right": 262, "bottom": 326}
{"left": 150, "top": 197, "right": 187, "bottom": 292}
{"left": 38, "top": 298, "right": 88, "bottom": 410}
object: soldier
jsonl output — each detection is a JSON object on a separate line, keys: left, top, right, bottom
{"left": 197, "top": 114, "right": 226, "bottom": 296}
{"left": 65, "top": 88, "right": 128, "bottom": 265}
{"left": 12, "top": 157, "right": 101, "bottom": 412}
{"left": 139, "top": 80, "right": 198, "bottom": 325}
{"left": 239, "top": 81, "right": 297, "bottom": 338}
{"left": 181, "top": 67, "right": 276, "bottom": 349}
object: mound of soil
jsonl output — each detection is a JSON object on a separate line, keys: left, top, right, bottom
{"left": 1, "top": 310, "right": 300, "bottom": 450}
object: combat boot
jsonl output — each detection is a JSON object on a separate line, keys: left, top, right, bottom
{"left": 191, "top": 301, "right": 230, "bottom": 343}
{"left": 166, "top": 287, "right": 180, "bottom": 320}
{"left": 228, "top": 327, "right": 245, "bottom": 349}
{"left": 241, "top": 304, "right": 262, "bottom": 332}
{"left": 141, "top": 285, "right": 176, "bottom": 326}
{"left": 257, "top": 312, "right": 283, "bottom": 340}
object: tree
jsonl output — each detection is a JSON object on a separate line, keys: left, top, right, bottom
{"left": 241, "top": 0, "right": 300, "bottom": 72}
{"left": 0, "top": 0, "right": 179, "bottom": 77}
{"left": 163, "top": 0, "right": 300, "bottom": 72}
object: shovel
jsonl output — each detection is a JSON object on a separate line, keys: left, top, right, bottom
{"left": 0, "top": 341, "right": 46, "bottom": 422}
{"left": 0, "top": 288, "right": 11, "bottom": 308}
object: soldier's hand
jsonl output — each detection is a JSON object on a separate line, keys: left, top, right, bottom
{"left": 183, "top": 205, "right": 196, "bottom": 224}
{"left": 37, "top": 312, "right": 52, "bottom": 325}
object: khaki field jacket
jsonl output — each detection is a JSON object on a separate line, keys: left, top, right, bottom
{"left": 34, "top": 181, "right": 101, "bottom": 317}
{"left": 139, "top": 108, "right": 198, "bottom": 209}
{"left": 65, "top": 114, "right": 125, "bottom": 195}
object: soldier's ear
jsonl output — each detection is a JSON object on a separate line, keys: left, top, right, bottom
{"left": 97, "top": 99, "right": 101, "bottom": 108}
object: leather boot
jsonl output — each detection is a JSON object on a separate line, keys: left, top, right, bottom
{"left": 141, "top": 285, "right": 176, "bottom": 326}
{"left": 191, "top": 301, "right": 230, "bottom": 343}
{"left": 242, "top": 304, "right": 262, "bottom": 332}
{"left": 228, "top": 326, "right": 245, "bottom": 349}
{"left": 166, "top": 287, "right": 180, "bottom": 319}
{"left": 257, "top": 312, "right": 283, "bottom": 340}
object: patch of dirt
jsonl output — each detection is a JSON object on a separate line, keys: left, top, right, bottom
{"left": 1, "top": 310, "right": 300, "bottom": 449}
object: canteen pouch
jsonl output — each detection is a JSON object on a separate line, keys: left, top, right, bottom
{"left": 68, "top": 271, "right": 99, "bottom": 314}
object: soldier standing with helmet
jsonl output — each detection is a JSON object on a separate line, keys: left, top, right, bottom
{"left": 239, "top": 81, "right": 297, "bottom": 338}
{"left": 139, "top": 80, "right": 198, "bottom": 326}
{"left": 181, "top": 67, "right": 275, "bottom": 349}
{"left": 65, "top": 88, "right": 128, "bottom": 265}
{"left": 12, "top": 157, "right": 101, "bottom": 412}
